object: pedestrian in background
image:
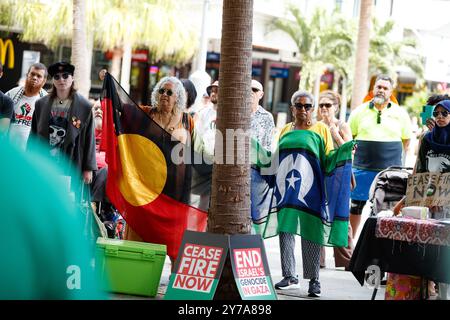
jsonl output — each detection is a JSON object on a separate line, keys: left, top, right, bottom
{"left": 318, "top": 90, "right": 354, "bottom": 270}
{"left": 29, "top": 61, "right": 97, "bottom": 186}
{"left": 6, "top": 62, "right": 47, "bottom": 150}
{"left": 348, "top": 74, "right": 411, "bottom": 237}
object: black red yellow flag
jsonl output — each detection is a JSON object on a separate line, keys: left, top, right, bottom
{"left": 100, "top": 73, "right": 207, "bottom": 260}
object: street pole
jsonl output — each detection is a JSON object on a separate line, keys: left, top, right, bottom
{"left": 189, "top": 0, "right": 212, "bottom": 110}
{"left": 120, "top": 41, "right": 132, "bottom": 94}
{"left": 193, "top": 0, "right": 210, "bottom": 72}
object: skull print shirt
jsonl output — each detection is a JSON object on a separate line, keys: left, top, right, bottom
{"left": 49, "top": 99, "right": 71, "bottom": 161}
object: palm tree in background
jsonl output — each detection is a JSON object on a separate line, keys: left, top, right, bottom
{"left": 270, "top": 6, "right": 354, "bottom": 96}
{"left": 351, "top": 0, "right": 373, "bottom": 110}
{"left": 368, "top": 18, "right": 424, "bottom": 82}
{"left": 72, "top": 0, "right": 90, "bottom": 97}
{"left": 2, "top": 0, "right": 196, "bottom": 94}
{"left": 93, "top": 0, "right": 196, "bottom": 92}
{"left": 208, "top": 0, "right": 253, "bottom": 299}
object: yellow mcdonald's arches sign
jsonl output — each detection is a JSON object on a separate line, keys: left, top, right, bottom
{"left": 0, "top": 38, "right": 15, "bottom": 69}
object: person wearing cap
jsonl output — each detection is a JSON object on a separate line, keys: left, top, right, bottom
{"left": 191, "top": 80, "right": 219, "bottom": 211}
{"left": 5, "top": 62, "right": 47, "bottom": 150}
{"left": 194, "top": 80, "right": 219, "bottom": 156}
{"left": 29, "top": 61, "right": 97, "bottom": 186}
{"left": 347, "top": 74, "right": 411, "bottom": 237}
{"left": 250, "top": 79, "right": 274, "bottom": 152}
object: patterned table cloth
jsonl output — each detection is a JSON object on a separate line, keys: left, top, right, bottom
{"left": 375, "top": 217, "right": 450, "bottom": 247}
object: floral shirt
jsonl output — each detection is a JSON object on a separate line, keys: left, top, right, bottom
{"left": 250, "top": 105, "right": 275, "bottom": 151}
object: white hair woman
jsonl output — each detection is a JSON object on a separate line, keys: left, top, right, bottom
{"left": 147, "top": 76, "right": 191, "bottom": 144}
{"left": 275, "top": 90, "right": 334, "bottom": 298}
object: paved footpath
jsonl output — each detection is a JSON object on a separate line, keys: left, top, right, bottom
{"left": 112, "top": 204, "right": 386, "bottom": 301}
{"left": 113, "top": 150, "right": 420, "bottom": 300}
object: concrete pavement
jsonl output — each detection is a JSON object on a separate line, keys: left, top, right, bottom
{"left": 112, "top": 148, "right": 420, "bottom": 300}
{"left": 112, "top": 204, "right": 386, "bottom": 300}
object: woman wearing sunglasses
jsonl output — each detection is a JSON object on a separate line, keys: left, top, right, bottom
{"left": 415, "top": 100, "right": 450, "bottom": 201}
{"left": 126, "top": 76, "right": 199, "bottom": 271}
{"left": 142, "top": 77, "right": 192, "bottom": 144}
{"left": 275, "top": 90, "right": 334, "bottom": 297}
{"left": 318, "top": 90, "right": 352, "bottom": 147}
{"left": 30, "top": 61, "right": 97, "bottom": 186}
{"left": 318, "top": 90, "right": 354, "bottom": 271}
{"left": 418, "top": 99, "right": 450, "bottom": 298}
{"left": 393, "top": 98, "right": 450, "bottom": 298}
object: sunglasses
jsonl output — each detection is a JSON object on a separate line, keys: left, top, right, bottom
{"left": 294, "top": 103, "right": 313, "bottom": 111}
{"left": 251, "top": 88, "right": 260, "bottom": 93}
{"left": 158, "top": 88, "right": 174, "bottom": 96}
{"left": 433, "top": 110, "right": 449, "bottom": 117}
{"left": 319, "top": 103, "right": 333, "bottom": 108}
{"left": 53, "top": 73, "right": 70, "bottom": 80}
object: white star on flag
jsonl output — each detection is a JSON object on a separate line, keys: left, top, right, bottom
{"left": 286, "top": 171, "right": 300, "bottom": 190}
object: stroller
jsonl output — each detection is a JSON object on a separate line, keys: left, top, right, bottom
{"left": 368, "top": 166, "right": 413, "bottom": 217}
{"left": 365, "top": 166, "right": 414, "bottom": 300}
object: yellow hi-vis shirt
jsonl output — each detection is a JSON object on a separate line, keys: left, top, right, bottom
{"left": 348, "top": 101, "right": 412, "bottom": 142}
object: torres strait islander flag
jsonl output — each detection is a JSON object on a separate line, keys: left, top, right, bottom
{"left": 100, "top": 73, "right": 207, "bottom": 260}
{"left": 253, "top": 130, "right": 354, "bottom": 247}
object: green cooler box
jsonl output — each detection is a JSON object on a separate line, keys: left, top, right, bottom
{"left": 96, "top": 237, "right": 166, "bottom": 297}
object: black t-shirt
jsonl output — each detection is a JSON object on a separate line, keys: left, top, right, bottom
{"left": 416, "top": 137, "right": 450, "bottom": 173}
{"left": 0, "top": 91, "right": 14, "bottom": 120}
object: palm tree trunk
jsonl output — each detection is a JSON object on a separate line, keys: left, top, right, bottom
{"left": 208, "top": 0, "right": 253, "bottom": 300}
{"left": 350, "top": 0, "right": 373, "bottom": 110}
{"left": 340, "top": 77, "right": 348, "bottom": 121}
{"left": 72, "top": 0, "right": 90, "bottom": 98}
{"left": 313, "top": 72, "right": 321, "bottom": 120}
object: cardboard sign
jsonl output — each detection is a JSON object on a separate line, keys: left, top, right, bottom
{"left": 165, "top": 231, "right": 228, "bottom": 300}
{"left": 229, "top": 234, "right": 277, "bottom": 300}
{"left": 405, "top": 172, "right": 450, "bottom": 207}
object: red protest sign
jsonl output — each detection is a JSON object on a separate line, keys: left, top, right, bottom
{"left": 165, "top": 231, "right": 228, "bottom": 300}
{"left": 172, "top": 243, "right": 224, "bottom": 294}
{"left": 230, "top": 235, "right": 277, "bottom": 300}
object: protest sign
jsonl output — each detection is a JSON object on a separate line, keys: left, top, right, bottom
{"left": 165, "top": 231, "right": 228, "bottom": 300}
{"left": 405, "top": 172, "right": 450, "bottom": 207}
{"left": 229, "top": 234, "right": 277, "bottom": 300}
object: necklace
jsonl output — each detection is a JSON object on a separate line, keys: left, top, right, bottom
{"left": 159, "top": 112, "right": 175, "bottom": 131}
{"left": 57, "top": 97, "right": 69, "bottom": 106}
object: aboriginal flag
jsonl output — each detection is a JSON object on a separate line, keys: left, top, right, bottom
{"left": 100, "top": 73, "right": 207, "bottom": 260}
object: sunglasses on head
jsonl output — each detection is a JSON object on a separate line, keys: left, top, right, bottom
{"left": 251, "top": 88, "right": 260, "bottom": 93}
{"left": 433, "top": 110, "right": 449, "bottom": 117}
{"left": 53, "top": 73, "right": 70, "bottom": 80}
{"left": 319, "top": 103, "right": 333, "bottom": 108}
{"left": 158, "top": 88, "right": 174, "bottom": 96}
{"left": 294, "top": 103, "right": 313, "bottom": 111}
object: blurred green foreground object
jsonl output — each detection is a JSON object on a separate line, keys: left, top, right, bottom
{"left": 0, "top": 138, "right": 107, "bottom": 299}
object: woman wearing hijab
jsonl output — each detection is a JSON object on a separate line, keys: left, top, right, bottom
{"left": 393, "top": 98, "right": 450, "bottom": 298}
{"left": 415, "top": 100, "right": 450, "bottom": 178}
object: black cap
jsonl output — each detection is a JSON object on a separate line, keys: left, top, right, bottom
{"left": 48, "top": 61, "right": 75, "bottom": 77}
